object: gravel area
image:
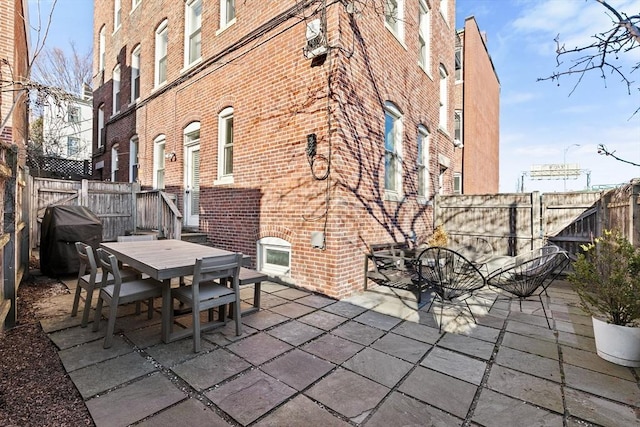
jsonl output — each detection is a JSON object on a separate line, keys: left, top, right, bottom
{"left": 0, "top": 265, "right": 94, "bottom": 426}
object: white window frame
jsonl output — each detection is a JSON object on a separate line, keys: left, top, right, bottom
{"left": 219, "top": 0, "right": 236, "bottom": 31}
{"left": 418, "top": 1, "right": 430, "bottom": 75}
{"left": 439, "top": 65, "right": 448, "bottom": 131}
{"left": 417, "top": 125, "right": 429, "bottom": 201}
{"left": 131, "top": 0, "right": 141, "bottom": 11}
{"left": 440, "top": 0, "right": 448, "bottom": 24}
{"left": 257, "top": 237, "right": 291, "bottom": 278}
{"left": 114, "top": 0, "right": 122, "bottom": 31}
{"left": 454, "top": 110, "right": 463, "bottom": 147}
{"left": 453, "top": 172, "right": 462, "bottom": 195}
{"left": 155, "top": 20, "right": 169, "bottom": 88}
{"left": 131, "top": 46, "right": 141, "bottom": 102}
{"left": 184, "top": 0, "right": 203, "bottom": 67}
{"left": 67, "top": 136, "right": 80, "bottom": 157}
{"left": 112, "top": 64, "right": 121, "bottom": 115}
{"left": 384, "top": 0, "right": 404, "bottom": 43}
{"left": 97, "top": 104, "right": 105, "bottom": 149}
{"left": 438, "top": 165, "right": 447, "bottom": 195}
{"left": 111, "top": 144, "right": 119, "bottom": 182}
{"left": 153, "top": 135, "right": 166, "bottom": 189}
{"left": 216, "top": 107, "right": 234, "bottom": 184}
{"left": 383, "top": 101, "right": 403, "bottom": 200}
{"left": 99, "top": 26, "right": 106, "bottom": 75}
{"left": 67, "top": 105, "right": 80, "bottom": 123}
{"left": 129, "top": 136, "right": 139, "bottom": 183}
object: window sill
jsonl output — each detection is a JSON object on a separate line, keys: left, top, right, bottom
{"left": 152, "top": 81, "right": 167, "bottom": 93}
{"left": 384, "top": 191, "right": 404, "bottom": 203}
{"left": 416, "top": 196, "right": 432, "bottom": 206}
{"left": 214, "top": 175, "right": 234, "bottom": 186}
{"left": 384, "top": 24, "right": 407, "bottom": 50}
{"left": 419, "top": 64, "right": 433, "bottom": 80}
{"left": 180, "top": 58, "right": 202, "bottom": 74}
{"left": 216, "top": 18, "right": 236, "bottom": 36}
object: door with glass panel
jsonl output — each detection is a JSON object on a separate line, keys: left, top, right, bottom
{"left": 184, "top": 128, "right": 200, "bottom": 228}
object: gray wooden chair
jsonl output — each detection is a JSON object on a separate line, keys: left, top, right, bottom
{"left": 416, "top": 246, "right": 487, "bottom": 331}
{"left": 72, "top": 242, "right": 138, "bottom": 327}
{"left": 93, "top": 248, "right": 163, "bottom": 348}
{"left": 170, "top": 253, "right": 243, "bottom": 352}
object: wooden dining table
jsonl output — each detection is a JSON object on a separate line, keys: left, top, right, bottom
{"left": 100, "top": 239, "right": 245, "bottom": 343}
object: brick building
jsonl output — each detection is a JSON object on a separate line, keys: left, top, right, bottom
{"left": 454, "top": 16, "right": 500, "bottom": 194}
{"left": 92, "top": 0, "right": 461, "bottom": 299}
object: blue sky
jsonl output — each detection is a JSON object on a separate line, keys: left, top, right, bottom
{"left": 29, "top": 0, "right": 639, "bottom": 193}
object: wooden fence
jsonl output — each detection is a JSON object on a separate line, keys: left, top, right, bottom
{"left": 434, "top": 179, "right": 639, "bottom": 259}
{"left": 30, "top": 178, "right": 183, "bottom": 247}
{"left": 1, "top": 146, "right": 30, "bottom": 328}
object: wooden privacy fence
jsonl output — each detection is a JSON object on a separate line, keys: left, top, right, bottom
{"left": 1, "top": 146, "right": 30, "bottom": 328}
{"left": 30, "top": 178, "right": 182, "bottom": 247}
{"left": 434, "top": 179, "right": 639, "bottom": 259}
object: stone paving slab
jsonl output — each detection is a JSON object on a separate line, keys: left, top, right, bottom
{"left": 494, "top": 346, "right": 561, "bottom": 382}
{"left": 486, "top": 365, "right": 564, "bottom": 413}
{"left": 265, "top": 319, "right": 324, "bottom": 346}
{"left": 563, "top": 363, "right": 640, "bottom": 406}
{"left": 305, "top": 368, "right": 389, "bottom": 423}
{"left": 421, "top": 347, "right": 486, "bottom": 385}
{"left": 253, "top": 395, "right": 351, "bottom": 427}
{"left": 171, "top": 348, "right": 251, "bottom": 391}
{"left": 437, "top": 332, "right": 496, "bottom": 360}
{"left": 391, "top": 320, "right": 442, "bottom": 344}
{"left": 321, "top": 300, "right": 369, "bottom": 318}
{"left": 370, "top": 332, "right": 429, "bottom": 363}
{"left": 399, "top": 366, "right": 477, "bottom": 419}
{"left": 365, "top": 391, "right": 462, "bottom": 426}
{"left": 331, "top": 320, "right": 385, "bottom": 346}
{"left": 206, "top": 369, "right": 296, "bottom": 425}
{"left": 472, "top": 388, "right": 563, "bottom": 427}
{"left": 227, "top": 332, "right": 293, "bottom": 365}
{"left": 137, "top": 398, "right": 230, "bottom": 427}
{"left": 561, "top": 345, "right": 637, "bottom": 381}
{"left": 261, "top": 348, "right": 334, "bottom": 390}
{"left": 85, "top": 373, "right": 186, "bottom": 427}
{"left": 301, "top": 333, "right": 364, "bottom": 364}
{"left": 267, "top": 301, "right": 316, "bottom": 318}
{"left": 564, "top": 387, "right": 640, "bottom": 427}
{"left": 297, "top": 310, "right": 348, "bottom": 330}
{"left": 500, "top": 331, "right": 559, "bottom": 360}
{"left": 58, "top": 335, "right": 133, "bottom": 372}
{"left": 342, "top": 347, "right": 414, "bottom": 388}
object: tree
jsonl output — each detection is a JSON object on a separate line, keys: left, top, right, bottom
{"left": 539, "top": 0, "right": 640, "bottom": 168}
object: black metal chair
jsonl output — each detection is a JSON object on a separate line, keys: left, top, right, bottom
{"left": 416, "top": 247, "right": 487, "bottom": 331}
{"left": 486, "top": 250, "right": 570, "bottom": 328}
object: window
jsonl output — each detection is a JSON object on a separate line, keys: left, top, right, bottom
{"left": 216, "top": 107, "right": 234, "bottom": 183}
{"left": 455, "top": 47, "right": 462, "bottom": 81}
{"left": 440, "top": 0, "right": 448, "bottom": 23}
{"left": 132, "top": 0, "right": 141, "bottom": 10}
{"left": 384, "top": 0, "right": 404, "bottom": 41}
{"left": 417, "top": 126, "right": 429, "bottom": 199}
{"left": 97, "top": 104, "right": 105, "bottom": 148}
{"left": 453, "top": 173, "right": 462, "bottom": 194}
{"left": 384, "top": 102, "right": 403, "bottom": 198}
{"left": 67, "top": 136, "right": 80, "bottom": 156}
{"left": 131, "top": 46, "right": 141, "bottom": 101}
{"left": 185, "top": 0, "right": 202, "bottom": 66}
{"left": 220, "top": 0, "right": 236, "bottom": 29}
{"left": 129, "top": 136, "right": 139, "bottom": 183}
{"left": 155, "top": 20, "right": 168, "bottom": 87}
{"left": 153, "top": 135, "right": 166, "bottom": 189}
{"left": 114, "top": 0, "right": 122, "bottom": 31}
{"left": 99, "top": 26, "right": 106, "bottom": 75}
{"left": 257, "top": 237, "right": 291, "bottom": 277}
{"left": 439, "top": 65, "right": 448, "bottom": 130}
{"left": 111, "top": 144, "right": 119, "bottom": 181}
{"left": 67, "top": 106, "right": 80, "bottom": 123}
{"left": 418, "top": 1, "right": 430, "bottom": 73}
{"left": 112, "top": 64, "right": 121, "bottom": 114}
{"left": 438, "top": 165, "right": 446, "bottom": 195}
{"left": 454, "top": 110, "right": 462, "bottom": 146}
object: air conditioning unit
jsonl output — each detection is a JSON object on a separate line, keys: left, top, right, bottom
{"left": 303, "top": 18, "right": 327, "bottom": 59}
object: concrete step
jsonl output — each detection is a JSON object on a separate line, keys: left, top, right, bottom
{"left": 181, "top": 232, "right": 208, "bottom": 244}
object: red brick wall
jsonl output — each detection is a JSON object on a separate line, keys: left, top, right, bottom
{"left": 93, "top": 0, "right": 457, "bottom": 298}
{"left": 458, "top": 17, "right": 500, "bottom": 194}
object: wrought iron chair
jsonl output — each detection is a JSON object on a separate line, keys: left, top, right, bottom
{"left": 416, "top": 247, "right": 487, "bottom": 331}
{"left": 93, "top": 248, "right": 163, "bottom": 348}
{"left": 72, "top": 242, "right": 139, "bottom": 327}
{"left": 486, "top": 250, "right": 570, "bottom": 328}
{"left": 170, "top": 253, "right": 244, "bottom": 353}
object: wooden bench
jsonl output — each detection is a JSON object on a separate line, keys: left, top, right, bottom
{"left": 237, "top": 267, "right": 268, "bottom": 316}
{"left": 364, "top": 242, "right": 422, "bottom": 300}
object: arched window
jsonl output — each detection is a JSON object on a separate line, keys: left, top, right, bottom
{"left": 112, "top": 64, "right": 121, "bottom": 114}
{"left": 131, "top": 45, "right": 141, "bottom": 101}
{"left": 129, "top": 136, "right": 139, "bottom": 183}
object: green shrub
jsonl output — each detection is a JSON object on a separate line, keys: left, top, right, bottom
{"left": 568, "top": 229, "right": 640, "bottom": 326}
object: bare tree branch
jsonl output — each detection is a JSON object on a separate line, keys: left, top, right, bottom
{"left": 597, "top": 144, "right": 640, "bottom": 167}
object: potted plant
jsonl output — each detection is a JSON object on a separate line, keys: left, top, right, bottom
{"left": 567, "top": 229, "right": 640, "bottom": 367}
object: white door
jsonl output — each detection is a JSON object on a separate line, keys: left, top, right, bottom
{"left": 184, "top": 144, "right": 200, "bottom": 227}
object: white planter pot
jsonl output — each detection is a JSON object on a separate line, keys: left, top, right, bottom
{"left": 592, "top": 316, "right": 640, "bottom": 367}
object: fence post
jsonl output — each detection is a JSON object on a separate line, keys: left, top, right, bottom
{"left": 531, "top": 191, "right": 541, "bottom": 250}
{"left": 3, "top": 146, "right": 18, "bottom": 328}
{"left": 630, "top": 181, "right": 639, "bottom": 246}
{"left": 80, "top": 179, "right": 89, "bottom": 206}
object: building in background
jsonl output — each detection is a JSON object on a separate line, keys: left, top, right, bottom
{"left": 454, "top": 16, "right": 500, "bottom": 194}
{"left": 92, "top": 0, "right": 462, "bottom": 298}
{"left": 42, "top": 84, "right": 93, "bottom": 161}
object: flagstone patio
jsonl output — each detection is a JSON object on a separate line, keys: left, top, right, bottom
{"left": 36, "top": 274, "right": 639, "bottom": 427}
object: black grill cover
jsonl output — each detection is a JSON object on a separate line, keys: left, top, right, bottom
{"left": 40, "top": 205, "right": 102, "bottom": 277}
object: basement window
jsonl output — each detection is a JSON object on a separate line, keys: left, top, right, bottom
{"left": 257, "top": 237, "right": 291, "bottom": 277}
